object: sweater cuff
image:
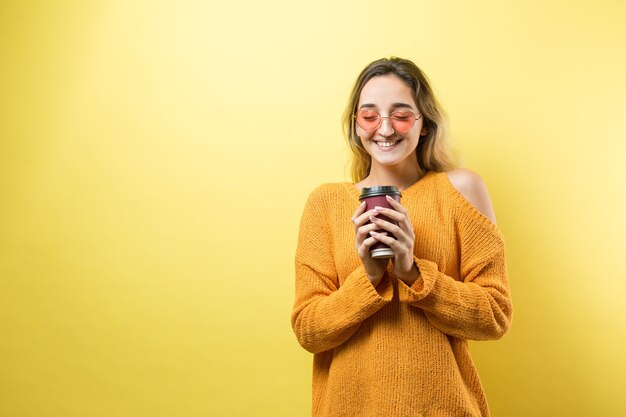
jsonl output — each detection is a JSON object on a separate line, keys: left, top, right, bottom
{"left": 397, "top": 258, "right": 438, "bottom": 303}
{"left": 344, "top": 264, "right": 394, "bottom": 306}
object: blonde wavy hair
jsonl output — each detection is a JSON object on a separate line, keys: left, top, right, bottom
{"left": 342, "top": 57, "right": 460, "bottom": 182}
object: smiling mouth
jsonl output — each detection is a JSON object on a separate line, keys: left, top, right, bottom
{"left": 374, "top": 139, "right": 403, "bottom": 148}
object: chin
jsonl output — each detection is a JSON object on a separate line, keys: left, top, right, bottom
{"left": 372, "top": 156, "right": 407, "bottom": 167}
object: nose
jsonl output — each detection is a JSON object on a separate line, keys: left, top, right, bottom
{"left": 377, "top": 117, "right": 395, "bottom": 136}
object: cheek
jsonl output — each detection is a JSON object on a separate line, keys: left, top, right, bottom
{"left": 356, "top": 127, "right": 374, "bottom": 141}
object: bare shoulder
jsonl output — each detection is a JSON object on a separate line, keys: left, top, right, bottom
{"left": 445, "top": 168, "right": 497, "bottom": 224}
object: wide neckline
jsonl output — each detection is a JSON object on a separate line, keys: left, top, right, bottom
{"left": 345, "top": 171, "right": 439, "bottom": 200}
{"left": 341, "top": 170, "right": 504, "bottom": 241}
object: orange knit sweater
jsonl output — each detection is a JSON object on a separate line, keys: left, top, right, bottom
{"left": 291, "top": 171, "right": 513, "bottom": 417}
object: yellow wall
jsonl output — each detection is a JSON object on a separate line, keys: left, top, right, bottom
{"left": 1, "top": 1, "right": 625, "bottom": 415}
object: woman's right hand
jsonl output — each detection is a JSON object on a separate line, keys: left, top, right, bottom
{"left": 352, "top": 202, "right": 390, "bottom": 287}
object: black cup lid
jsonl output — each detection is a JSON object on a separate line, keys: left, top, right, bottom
{"left": 359, "top": 185, "right": 402, "bottom": 200}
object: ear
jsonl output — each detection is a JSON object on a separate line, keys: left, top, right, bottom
{"left": 420, "top": 128, "right": 428, "bottom": 136}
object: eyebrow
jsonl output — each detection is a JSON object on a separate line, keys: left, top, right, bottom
{"left": 359, "top": 102, "right": 415, "bottom": 110}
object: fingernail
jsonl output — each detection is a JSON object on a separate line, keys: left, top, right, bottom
{"left": 360, "top": 201, "right": 365, "bottom": 207}
{"left": 369, "top": 216, "right": 377, "bottom": 222}
{"left": 374, "top": 206, "right": 383, "bottom": 212}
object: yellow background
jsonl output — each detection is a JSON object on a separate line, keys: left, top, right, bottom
{"left": 1, "top": 0, "right": 625, "bottom": 415}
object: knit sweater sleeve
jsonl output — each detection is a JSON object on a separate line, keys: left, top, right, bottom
{"left": 291, "top": 185, "right": 393, "bottom": 354}
{"left": 397, "top": 183, "right": 513, "bottom": 341}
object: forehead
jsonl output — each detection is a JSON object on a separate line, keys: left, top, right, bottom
{"left": 358, "top": 75, "right": 417, "bottom": 108}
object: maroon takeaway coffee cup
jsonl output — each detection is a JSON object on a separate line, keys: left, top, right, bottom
{"left": 359, "top": 186, "right": 402, "bottom": 259}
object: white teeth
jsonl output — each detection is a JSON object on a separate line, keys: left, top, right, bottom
{"left": 376, "top": 140, "right": 399, "bottom": 148}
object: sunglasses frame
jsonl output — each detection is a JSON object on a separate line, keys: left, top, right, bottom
{"left": 354, "top": 110, "right": 423, "bottom": 133}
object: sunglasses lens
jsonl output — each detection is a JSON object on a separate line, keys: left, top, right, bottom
{"left": 390, "top": 111, "right": 415, "bottom": 133}
{"left": 356, "top": 110, "right": 417, "bottom": 132}
{"left": 356, "top": 110, "right": 381, "bottom": 131}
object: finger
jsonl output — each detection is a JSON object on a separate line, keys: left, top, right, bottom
{"left": 369, "top": 216, "right": 403, "bottom": 237}
{"left": 370, "top": 217, "right": 415, "bottom": 248}
{"left": 353, "top": 208, "right": 378, "bottom": 229}
{"left": 369, "top": 231, "right": 412, "bottom": 257}
{"left": 385, "top": 195, "right": 409, "bottom": 215}
{"left": 364, "top": 232, "right": 387, "bottom": 247}
{"left": 372, "top": 206, "right": 405, "bottom": 222}
{"left": 373, "top": 206, "right": 414, "bottom": 237}
{"left": 368, "top": 231, "right": 413, "bottom": 258}
{"left": 355, "top": 222, "right": 383, "bottom": 244}
{"left": 385, "top": 203, "right": 412, "bottom": 233}
{"left": 368, "top": 231, "right": 398, "bottom": 248}
{"left": 358, "top": 235, "right": 387, "bottom": 257}
{"left": 370, "top": 219, "right": 413, "bottom": 253}
{"left": 351, "top": 201, "right": 367, "bottom": 223}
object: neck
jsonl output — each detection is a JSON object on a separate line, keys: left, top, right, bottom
{"left": 363, "top": 160, "right": 425, "bottom": 192}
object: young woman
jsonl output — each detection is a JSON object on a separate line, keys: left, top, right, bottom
{"left": 291, "top": 57, "right": 513, "bottom": 417}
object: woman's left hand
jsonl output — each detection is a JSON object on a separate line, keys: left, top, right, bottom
{"left": 369, "top": 195, "right": 420, "bottom": 285}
